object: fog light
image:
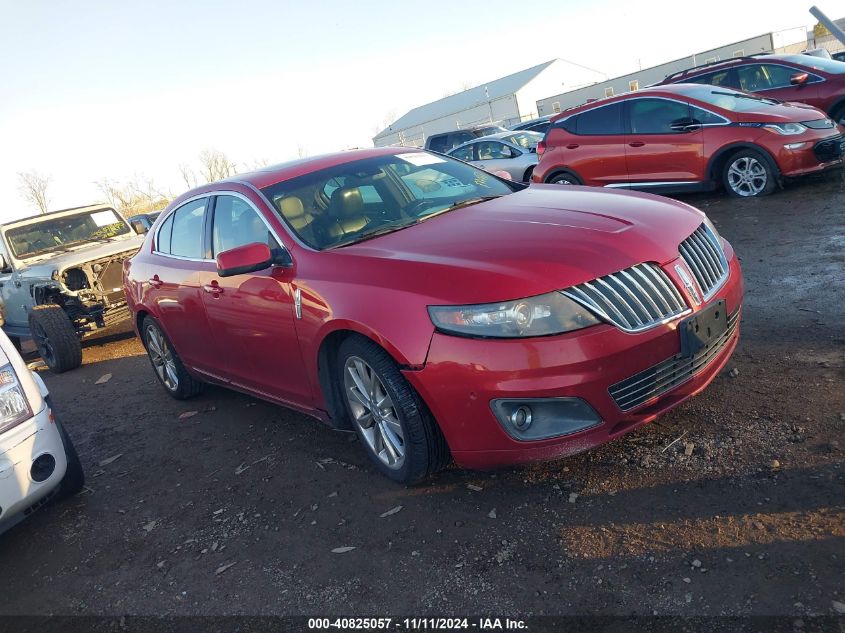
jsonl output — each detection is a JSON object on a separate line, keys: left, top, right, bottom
{"left": 784, "top": 142, "right": 808, "bottom": 150}
{"left": 509, "top": 406, "right": 533, "bottom": 430}
{"left": 30, "top": 453, "right": 56, "bottom": 483}
{"left": 490, "top": 398, "right": 601, "bottom": 441}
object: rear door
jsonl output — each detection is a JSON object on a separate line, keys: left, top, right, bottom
{"left": 147, "top": 196, "right": 218, "bottom": 373}
{"left": 624, "top": 98, "right": 705, "bottom": 184}
{"left": 546, "top": 102, "right": 628, "bottom": 185}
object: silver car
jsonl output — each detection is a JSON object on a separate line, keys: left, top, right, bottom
{"left": 447, "top": 131, "right": 543, "bottom": 182}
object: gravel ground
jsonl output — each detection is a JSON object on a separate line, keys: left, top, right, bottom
{"left": 0, "top": 173, "right": 842, "bottom": 627}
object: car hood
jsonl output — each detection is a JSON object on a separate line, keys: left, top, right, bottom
{"left": 320, "top": 186, "right": 707, "bottom": 305}
{"left": 733, "top": 99, "right": 828, "bottom": 122}
{"left": 16, "top": 235, "right": 144, "bottom": 278}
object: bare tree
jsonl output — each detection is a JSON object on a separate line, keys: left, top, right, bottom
{"left": 296, "top": 146, "right": 309, "bottom": 159}
{"left": 178, "top": 163, "right": 198, "bottom": 189}
{"left": 198, "top": 148, "right": 237, "bottom": 183}
{"left": 17, "top": 170, "right": 52, "bottom": 213}
{"left": 95, "top": 176, "right": 170, "bottom": 217}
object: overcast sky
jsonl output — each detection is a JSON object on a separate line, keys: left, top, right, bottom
{"left": 0, "top": 0, "right": 820, "bottom": 220}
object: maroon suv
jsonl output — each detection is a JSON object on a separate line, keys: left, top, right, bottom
{"left": 658, "top": 54, "right": 845, "bottom": 123}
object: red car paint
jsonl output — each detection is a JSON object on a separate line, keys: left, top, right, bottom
{"left": 533, "top": 83, "right": 844, "bottom": 194}
{"left": 656, "top": 54, "right": 845, "bottom": 121}
{"left": 124, "top": 147, "right": 743, "bottom": 470}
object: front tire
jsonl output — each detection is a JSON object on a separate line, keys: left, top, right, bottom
{"left": 142, "top": 316, "right": 204, "bottom": 399}
{"left": 547, "top": 171, "right": 582, "bottom": 186}
{"left": 28, "top": 305, "right": 82, "bottom": 373}
{"left": 723, "top": 150, "right": 777, "bottom": 198}
{"left": 336, "top": 336, "right": 449, "bottom": 484}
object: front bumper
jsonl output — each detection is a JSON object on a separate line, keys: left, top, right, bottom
{"left": 0, "top": 405, "right": 67, "bottom": 531}
{"left": 403, "top": 252, "right": 743, "bottom": 470}
{"left": 774, "top": 132, "right": 844, "bottom": 178}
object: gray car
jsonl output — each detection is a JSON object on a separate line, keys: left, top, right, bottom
{"left": 0, "top": 204, "right": 143, "bottom": 372}
{"left": 446, "top": 131, "right": 543, "bottom": 182}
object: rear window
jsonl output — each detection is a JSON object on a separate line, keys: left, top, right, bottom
{"left": 569, "top": 102, "right": 624, "bottom": 135}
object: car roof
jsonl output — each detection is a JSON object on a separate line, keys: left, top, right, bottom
{"left": 548, "top": 83, "right": 732, "bottom": 121}
{"left": 661, "top": 53, "right": 819, "bottom": 83}
{"left": 191, "top": 147, "right": 431, "bottom": 192}
{"left": 2, "top": 203, "right": 118, "bottom": 229}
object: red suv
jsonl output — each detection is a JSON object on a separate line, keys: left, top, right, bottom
{"left": 125, "top": 148, "right": 742, "bottom": 483}
{"left": 657, "top": 54, "right": 845, "bottom": 124}
{"left": 533, "top": 84, "right": 844, "bottom": 197}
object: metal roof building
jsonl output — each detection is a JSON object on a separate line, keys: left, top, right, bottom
{"left": 373, "top": 59, "right": 605, "bottom": 147}
{"left": 535, "top": 28, "right": 810, "bottom": 117}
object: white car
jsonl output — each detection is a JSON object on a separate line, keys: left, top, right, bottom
{"left": 0, "top": 330, "right": 83, "bottom": 533}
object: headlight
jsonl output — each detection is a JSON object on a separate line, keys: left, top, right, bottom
{"left": 0, "top": 364, "right": 32, "bottom": 434}
{"left": 764, "top": 123, "right": 806, "bottom": 135}
{"left": 428, "top": 291, "right": 601, "bottom": 338}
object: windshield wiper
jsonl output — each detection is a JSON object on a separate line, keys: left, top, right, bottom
{"left": 711, "top": 90, "right": 780, "bottom": 105}
{"left": 330, "top": 219, "right": 419, "bottom": 248}
{"left": 441, "top": 195, "right": 502, "bottom": 213}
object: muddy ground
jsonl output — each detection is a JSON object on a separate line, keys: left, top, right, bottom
{"left": 0, "top": 173, "right": 842, "bottom": 627}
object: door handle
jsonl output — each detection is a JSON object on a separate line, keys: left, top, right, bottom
{"left": 628, "top": 141, "right": 645, "bottom": 148}
{"left": 203, "top": 283, "right": 224, "bottom": 296}
{"left": 148, "top": 276, "right": 163, "bottom": 288}
{"left": 565, "top": 143, "right": 580, "bottom": 149}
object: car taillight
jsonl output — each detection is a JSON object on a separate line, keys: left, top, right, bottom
{"left": 537, "top": 140, "right": 546, "bottom": 157}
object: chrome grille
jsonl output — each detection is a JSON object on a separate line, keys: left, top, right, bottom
{"left": 679, "top": 224, "right": 728, "bottom": 300}
{"left": 563, "top": 263, "right": 688, "bottom": 333}
{"left": 609, "top": 310, "right": 739, "bottom": 412}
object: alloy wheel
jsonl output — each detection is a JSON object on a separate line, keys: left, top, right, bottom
{"left": 727, "top": 156, "right": 767, "bottom": 197}
{"left": 551, "top": 175, "right": 576, "bottom": 185}
{"left": 343, "top": 356, "right": 405, "bottom": 469}
{"left": 31, "top": 322, "right": 55, "bottom": 366}
{"left": 146, "top": 325, "right": 179, "bottom": 391}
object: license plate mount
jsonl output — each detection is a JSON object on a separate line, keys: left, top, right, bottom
{"left": 680, "top": 299, "right": 727, "bottom": 358}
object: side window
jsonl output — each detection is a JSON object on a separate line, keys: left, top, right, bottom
{"left": 736, "top": 64, "right": 795, "bottom": 91}
{"left": 476, "top": 142, "right": 514, "bottom": 160}
{"left": 212, "top": 195, "right": 279, "bottom": 255}
{"left": 690, "top": 105, "right": 726, "bottom": 125}
{"left": 575, "top": 103, "right": 624, "bottom": 135}
{"left": 450, "top": 132, "right": 474, "bottom": 149}
{"left": 168, "top": 198, "right": 206, "bottom": 259}
{"left": 450, "top": 145, "right": 475, "bottom": 161}
{"left": 688, "top": 70, "right": 732, "bottom": 87}
{"left": 156, "top": 211, "right": 174, "bottom": 254}
{"left": 427, "top": 135, "right": 448, "bottom": 153}
{"left": 628, "top": 99, "right": 691, "bottom": 134}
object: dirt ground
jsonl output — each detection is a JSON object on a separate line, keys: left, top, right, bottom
{"left": 0, "top": 173, "right": 843, "bottom": 627}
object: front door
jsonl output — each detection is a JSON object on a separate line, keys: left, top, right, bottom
{"left": 624, "top": 98, "right": 704, "bottom": 184}
{"left": 200, "top": 194, "right": 311, "bottom": 407}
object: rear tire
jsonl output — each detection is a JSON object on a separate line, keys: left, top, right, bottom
{"left": 722, "top": 149, "right": 777, "bottom": 198}
{"left": 547, "top": 170, "right": 582, "bottom": 186}
{"left": 142, "top": 316, "right": 204, "bottom": 399}
{"left": 336, "top": 336, "right": 449, "bottom": 484}
{"left": 523, "top": 166, "right": 535, "bottom": 183}
{"left": 28, "top": 305, "right": 82, "bottom": 373}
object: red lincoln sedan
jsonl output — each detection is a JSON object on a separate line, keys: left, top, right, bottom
{"left": 124, "top": 148, "right": 743, "bottom": 483}
{"left": 533, "top": 83, "right": 844, "bottom": 197}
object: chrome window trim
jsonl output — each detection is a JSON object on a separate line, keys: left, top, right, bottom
{"left": 152, "top": 193, "right": 213, "bottom": 262}
{"left": 153, "top": 189, "right": 294, "bottom": 263}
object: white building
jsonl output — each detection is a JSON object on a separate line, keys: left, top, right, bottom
{"left": 536, "top": 29, "right": 810, "bottom": 117}
{"left": 373, "top": 59, "right": 605, "bottom": 147}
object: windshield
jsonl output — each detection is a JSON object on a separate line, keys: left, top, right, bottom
{"left": 5, "top": 208, "right": 132, "bottom": 259}
{"left": 501, "top": 131, "right": 543, "bottom": 148}
{"left": 780, "top": 54, "right": 845, "bottom": 74}
{"left": 674, "top": 85, "right": 780, "bottom": 112}
{"left": 261, "top": 152, "right": 517, "bottom": 250}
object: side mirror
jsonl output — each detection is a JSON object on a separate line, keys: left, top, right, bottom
{"left": 131, "top": 220, "right": 148, "bottom": 235}
{"left": 216, "top": 242, "right": 275, "bottom": 277}
{"left": 790, "top": 72, "right": 809, "bottom": 86}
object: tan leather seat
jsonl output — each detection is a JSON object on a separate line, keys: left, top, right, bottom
{"left": 276, "top": 195, "right": 314, "bottom": 233}
{"left": 326, "top": 187, "right": 370, "bottom": 238}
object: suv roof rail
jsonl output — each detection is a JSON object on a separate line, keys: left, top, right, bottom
{"left": 663, "top": 53, "right": 772, "bottom": 82}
